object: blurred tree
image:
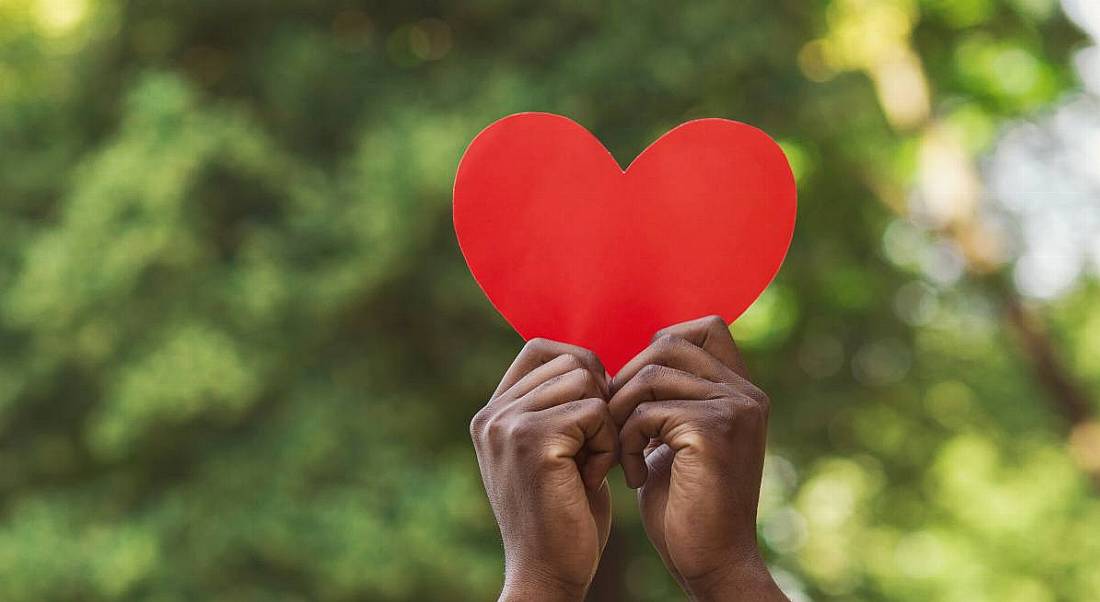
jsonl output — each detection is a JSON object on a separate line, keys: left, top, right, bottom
{"left": 0, "top": 0, "right": 1096, "bottom": 601}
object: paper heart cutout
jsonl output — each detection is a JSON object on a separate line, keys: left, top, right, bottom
{"left": 453, "top": 113, "right": 796, "bottom": 373}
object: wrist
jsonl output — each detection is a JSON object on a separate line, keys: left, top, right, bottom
{"left": 685, "top": 556, "right": 788, "bottom": 602}
{"left": 500, "top": 567, "right": 589, "bottom": 602}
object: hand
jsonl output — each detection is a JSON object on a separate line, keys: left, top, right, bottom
{"left": 609, "top": 316, "right": 788, "bottom": 601}
{"left": 470, "top": 338, "right": 618, "bottom": 601}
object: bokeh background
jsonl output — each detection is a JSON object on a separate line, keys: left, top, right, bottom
{"left": 1, "top": 0, "right": 1099, "bottom": 600}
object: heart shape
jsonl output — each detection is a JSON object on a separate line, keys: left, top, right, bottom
{"left": 453, "top": 113, "right": 796, "bottom": 373}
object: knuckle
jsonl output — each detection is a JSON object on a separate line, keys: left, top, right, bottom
{"left": 579, "top": 397, "right": 608, "bottom": 419}
{"left": 742, "top": 383, "right": 770, "bottom": 412}
{"left": 506, "top": 415, "right": 537, "bottom": 440}
{"left": 727, "top": 392, "right": 769, "bottom": 425}
{"left": 523, "top": 337, "right": 553, "bottom": 356}
{"left": 484, "top": 413, "right": 508, "bottom": 441}
{"left": 569, "top": 368, "right": 597, "bottom": 396}
{"left": 695, "top": 400, "right": 730, "bottom": 429}
{"left": 478, "top": 413, "right": 544, "bottom": 457}
{"left": 496, "top": 414, "right": 539, "bottom": 448}
{"left": 567, "top": 366, "right": 592, "bottom": 386}
{"left": 558, "top": 353, "right": 584, "bottom": 371}
{"left": 578, "top": 348, "right": 603, "bottom": 371}
{"left": 751, "top": 396, "right": 771, "bottom": 420}
{"left": 694, "top": 397, "right": 746, "bottom": 438}
{"left": 469, "top": 408, "right": 490, "bottom": 440}
{"left": 702, "top": 314, "right": 727, "bottom": 330}
{"left": 704, "top": 316, "right": 733, "bottom": 342}
{"left": 629, "top": 403, "right": 651, "bottom": 422}
{"left": 637, "top": 363, "right": 665, "bottom": 383}
{"left": 709, "top": 402, "right": 739, "bottom": 436}
{"left": 654, "top": 333, "right": 681, "bottom": 353}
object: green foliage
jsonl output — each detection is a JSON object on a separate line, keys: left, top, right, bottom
{"left": 0, "top": 1, "right": 1096, "bottom": 600}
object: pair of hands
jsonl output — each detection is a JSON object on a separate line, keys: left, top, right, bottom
{"left": 470, "top": 316, "right": 788, "bottom": 601}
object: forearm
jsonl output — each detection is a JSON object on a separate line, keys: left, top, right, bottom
{"left": 499, "top": 585, "right": 585, "bottom": 602}
{"left": 500, "top": 574, "right": 588, "bottom": 602}
{"left": 499, "top": 560, "right": 590, "bottom": 602}
{"left": 685, "top": 560, "right": 789, "bottom": 602}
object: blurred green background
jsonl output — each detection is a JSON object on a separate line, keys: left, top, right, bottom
{"left": 2, "top": 0, "right": 1099, "bottom": 600}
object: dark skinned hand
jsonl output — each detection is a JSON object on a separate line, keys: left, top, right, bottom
{"left": 470, "top": 338, "right": 618, "bottom": 602}
{"left": 609, "top": 316, "right": 788, "bottom": 601}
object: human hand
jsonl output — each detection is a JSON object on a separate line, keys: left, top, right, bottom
{"left": 609, "top": 316, "right": 787, "bottom": 601}
{"left": 470, "top": 339, "right": 618, "bottom": 601}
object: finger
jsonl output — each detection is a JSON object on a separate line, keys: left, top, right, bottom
{"left": 619, "top": 401, "right": 710, "bottom": 488}
{"left": 579, "top": 403, "right": 619, "bottom": 491}
{"left": 636, "top": 443, "right": 686, "bottom": 588}
{"left": 516, "top": 367, "right": 606, "bottom": 412}
{"left": 501, "top": 353, "right": 608, "bottom": 403}
{"left": 652, "top": 315, "right": 749, "bottom": 379}
{"left": 607, "top": 364, "right": 722, "bottom": 426}
{"left": 494, "top": 338, "right": 606, "bottom": 398}
{"left": 538, "top": 398, "right": 619, "bottom": 490}
{"left": 610, "top": 332, "right": 738, "bottom": 393}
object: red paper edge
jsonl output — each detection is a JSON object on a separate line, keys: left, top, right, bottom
{"left": 452, "top": 112, "right": 799, "bottom": 347}
{"left": 452, "top": 113, "right": 618, "bottom": 345}
{"left": 625, "top": 118, "right": 798, "bottom": 329}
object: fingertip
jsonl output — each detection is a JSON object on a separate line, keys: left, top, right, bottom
{"left": 621, "top": 453, "right": 648, "bottom": 489}
{"left": 607, "top": 372, "right": 624, "bottom": 396}
{"left": 582, "top": 453, "right": 615, "bottom": 491}
{"left": 598, "top": 372, "right": 611, "bottom": 399}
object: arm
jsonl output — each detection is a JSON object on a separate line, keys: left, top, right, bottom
{"left": 470, "top": 338, "right": 617, "bottom": 602}
{"left": 609, "top": 315, "right": 789, "bottom": 601}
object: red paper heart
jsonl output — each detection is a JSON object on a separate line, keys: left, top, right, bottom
{"left": 453, "top": 113, "right": 796, "bottom": 373}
